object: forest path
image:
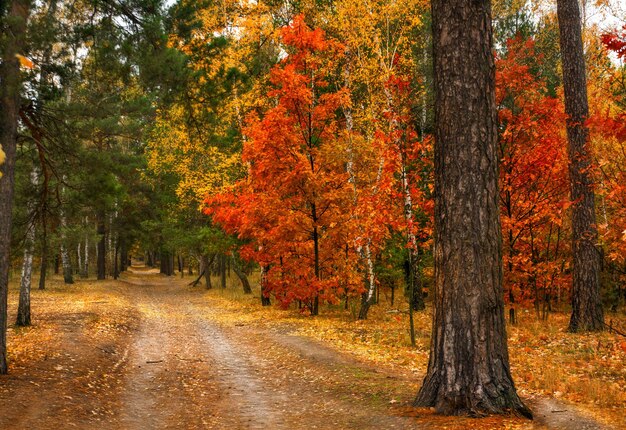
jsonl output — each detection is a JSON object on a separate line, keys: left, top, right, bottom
{"left": 0, "top": 265, "right": 615, "bottom": 429}
{"left": 115, "top": 267, "right": 414, "bottom": 429}
{"left": 0, "top": 266, "right": 413, "bottom": 429}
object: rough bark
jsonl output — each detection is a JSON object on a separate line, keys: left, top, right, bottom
{"left": 16, "top": 168, "right": 38, "bottom": 326}
{"left": 0, "top": 0, "right": 31, "bottom": 375}
{"left": 414, "top": 0, "right": 531, "bottom": 417}
{"left": 556, "top": 0, "right": 604, "bottom": 333}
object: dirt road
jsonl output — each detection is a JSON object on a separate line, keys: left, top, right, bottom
{"left": 0, "top": 267, "right": 612, "bottom": 429}
{"left": 0, "top": 268, "right": 415, "bottom": 429}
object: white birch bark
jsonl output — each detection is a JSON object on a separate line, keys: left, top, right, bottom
{"left": 342, "top": 82, "right": 378, "bottom": 315}
{"left": 17, "top": 167, "right": 38, "bottom": 325}
{"left": 59, "top": 180, "right": 73, "bottom": 284}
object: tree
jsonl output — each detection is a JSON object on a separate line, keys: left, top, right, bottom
{"left": 0, "top": 0, "right": 31, "bottom": 375}
{"left": 496, "top": 36, "right": 570, "bottom": 322}
{"left": 556, "top": 0, "right": 604, "bottom": 332}
{"left": 414, "top": 0, "right": 531, "bottom": 417}
{"left": 209, "top": 16, "right": 359, "bottom": 315}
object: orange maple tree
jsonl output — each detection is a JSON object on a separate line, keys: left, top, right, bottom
{"left": 592, "top": 26, "right": 626, "bottom": 293}
{"left": 207, "top": 16, "right": 362, "bottom": 315}
{"left": 496, "top": 36, "right": 571, "bottom": 319}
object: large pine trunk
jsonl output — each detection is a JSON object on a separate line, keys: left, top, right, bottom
{"left": 414, "top": 0, "right": 531, "bottom": 417}
{"left": 556, "top": 0, "right": 604, "bottom": 333}
{"left": 0, "top": 0, "right": 31, "bottom": 375}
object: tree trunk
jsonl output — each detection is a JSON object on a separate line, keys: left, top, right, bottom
{"left": 401, "top": 163, "right": 425, "bottom": 312}
{"left": 16, "top": 228, "right": 34, "bottom": 326}
{"left": 231, "top": 255, "right": 252, "bottom": 294}
{"left": 414, "top": 0, "right": 531, "bottom": 418}
{"left": 80, "top": 218, "right": 89, "bottom": 278}
{"left": 17, "top": 168, "right": 38, "bottom": 327}
{"left": 59, "top": 180, "right": 73, "bottom": 284}
{"left": 311, "top": 214, "right": 320, "bottom": 316}
{"left": 220, "top": 254, "right": 227, "bottom": 289}
{"left": 97, "top": 213, "right": 106, "bottom": 280}
{"left": 77, "top": 243, "right": 82, "bottom": 275}
{"left": 260, "top": 265, "right": 271, "bottom": 306}
{"left": 60, "top": 229, "right": 74, "bottom": 284}
{"left": 113, "top": 245, "right": 119, "bottom": 279}
{"left": 358, "top": 241, "right": 377, "bottom": 319}
{"left": 38, "top": 216, "right": 48, "bottom": 290}
{"left": 120, "top": 242, "right": 128, "bottom": 273}
{"left": 0, "top": 0, "right": 31, "bottom": 375}
{"left": 556, "top": 0, "right": 604, "bottom": 333}
{"left": 160, "top": 250, "right": 173, "bottom": 276}
{"left": 201, "top": 254, "right": 214, "bottom": 289}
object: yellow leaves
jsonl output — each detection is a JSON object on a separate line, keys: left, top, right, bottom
{"left": 15, "top": 53, "right": 34, "bottom": 69}
{"left": 146, "top": 104, "right": 243, "bottom": 208}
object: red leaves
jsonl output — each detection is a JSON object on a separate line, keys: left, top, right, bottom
{"left": 601, "top": 26, "right": 626, "bottom": 60}
{"left": 207, "top": 16, "right": 360, "bottom": 312}
{"left": 496, "top": 36, "right": 570, "bottom": 305}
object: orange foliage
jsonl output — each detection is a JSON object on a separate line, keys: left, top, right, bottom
{"left": 207, "top": 16, "right": 360, "bottom": 313}
{"left": 496, "top": 36, "right": 570, "bottom": 313}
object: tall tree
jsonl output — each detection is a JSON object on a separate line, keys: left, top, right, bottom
{"left": 16, "top": 167, "right": 39, "bottom": 326}
{"left": 0, "top": 0, "right": 31, "bottom": 375}
{"left": 414, "top": 0, "right": 531, "bottom": 417}
{"left": 556, "top": 0, "right": 604, "bottom": 332}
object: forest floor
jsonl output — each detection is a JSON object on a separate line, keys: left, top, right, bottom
{"left": 0, "top": 265, "right": 624, "bottom": 429}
